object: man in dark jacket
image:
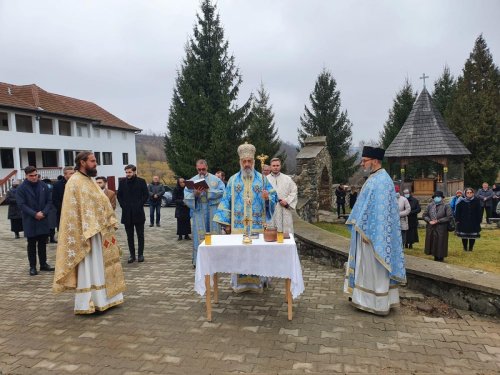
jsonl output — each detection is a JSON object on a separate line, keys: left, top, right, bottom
{"left": 148, "top": 175, "right": 165, "bottom": 227}
{"left": 117, "top": 164, "right": 149, "bottom": 263}
{"left": 15, "top": 166, "right": 55, "bottom": 275}
{"left": 335, "top": 185, "right": 346, "bottom": 218}
{"left": 476, "top": 182, "right": 494, "bottom": 224}
{"left": 52, "top": 166, "right": 75, "bottom": 229}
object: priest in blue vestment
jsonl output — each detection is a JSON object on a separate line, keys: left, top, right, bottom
{"left": 184, "top": 159, "right": 226, "bottom": 267}
{"left": 344, "top": 146, "right": 406, "bottom": 315}
{"left": 213, "top": 142, "right": 278, "bottom": 293}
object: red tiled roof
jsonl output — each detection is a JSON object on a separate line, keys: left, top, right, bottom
{"left": 0, "top": 82, "right": 140, "bottom": 132}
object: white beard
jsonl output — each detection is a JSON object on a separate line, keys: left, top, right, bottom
{"left": 241, "top": 167, "right": 254, "bottom": 179}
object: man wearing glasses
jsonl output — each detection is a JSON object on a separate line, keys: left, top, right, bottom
{"left": 344, "top": 146, "right": 406, "bottom": 315}
{"left": 184, "top": 159, "right": 225, "bottom": 267}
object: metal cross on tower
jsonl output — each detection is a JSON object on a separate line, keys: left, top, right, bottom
{"left": 420, "top": 73, "right": 429, "bottom": 88}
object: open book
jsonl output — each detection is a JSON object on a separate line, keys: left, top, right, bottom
{"left": 185, "top": 178, "right": 209, "bottom": 190}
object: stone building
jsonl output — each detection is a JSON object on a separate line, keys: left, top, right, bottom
{"left": 295, "top": 136, "right": 332, "bottom": 223}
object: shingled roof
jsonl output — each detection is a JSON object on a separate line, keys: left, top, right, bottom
{"left": 385, "top": 88, "right": 470, "bottom": 158}
{"left": 0, "top": 82, "right": 140, "bottom": 132}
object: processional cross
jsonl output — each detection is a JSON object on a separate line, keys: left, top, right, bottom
{"left": 420, "top": 73, "right": 429, "bottom": 88}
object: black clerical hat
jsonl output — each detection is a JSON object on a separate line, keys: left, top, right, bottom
{"left": 361, "top": 146, "right": 385, "bottom": 160}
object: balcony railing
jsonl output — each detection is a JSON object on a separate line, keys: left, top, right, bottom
{"left": 0, "top": 170, "right": 18, "bottom": 204}
{"left": 37, "top": 167, "right": 64, "bottom": 180}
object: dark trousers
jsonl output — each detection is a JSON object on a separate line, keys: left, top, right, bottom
{"left": 337, "top": 203, "right": 345, "bottom": 217}
{"left": 149, "top": 202, "right": 161, "bottom": 224}
{"left": 481, "top": 206, "right": 492, "bottom": 223}
{"left": 125, "top": 222, "right": 145, "bottom": 258}
{"left": 27, "top": 235, "right": 48, "bottom": 268}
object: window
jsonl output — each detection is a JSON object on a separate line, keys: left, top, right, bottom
{"left": 64, "top": 150, "right": 74, "bottom": 167}
{"left": 0, "top": 149, "right": 14, "bottom": 168}
{"left": 15, "top": 114, "right": 33, "bottom": 133}
{"left": 122, "top": 131, "right": 127, "bottom": 140}
{"left": 59, "top": 120, "right": 71, "bottom": 136}
{"left": 0, "top": 112, "right": 8, "bottom": 131}
{"left": 107, "top": 130, "right": 111, "bottom": 139}
{"left": 42, "top": 151, "right": 58, "bottom": 167}
{"left": 122, "top": 153, "right": 129, "bottom": 165}
{"left": 76, "top": 122, "right": 88, "bottom": 137}
{"left": 39, "top": 118, "right": 53, "bottom": 134}
{"left": 94, "top": 152, "right": 101, "bottom": 165}
{"left": 94, "top": 128, "right": 100, "bottom": 137}
{"left": 103, "top": 152, "right": 113, "bottom": 165}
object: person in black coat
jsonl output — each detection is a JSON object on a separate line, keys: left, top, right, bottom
{"left": 455, "top": 187, "right": 483, "bottom": 251}
{"left": 117, "top": 164, "right": 149, "bottom": 263}
{"left": 335, "top": 185, "right": 346, "bottom": 218}
{"left": 349, "top": 188, "right": 358, "bottom": 210}
{"left": 5, "top": 182, "right": 23, "bottom": 238}
{"left": 403, "top": 188, "right": 421, "bottom": 249}
{"left": 42, "top": 178, "right": 58, "bottom": 243}
{"left": 15, "top": 166, "right": 55, "bottom": 275}
{"left": 172, "top": 177, "right": 191, "bottom": 240}
{"left": 52, "top": 166, "right": 75, "bottom": 229}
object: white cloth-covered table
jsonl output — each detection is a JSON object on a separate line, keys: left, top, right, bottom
{"left": 194, "top": 234, "right": 305, "bottom": 299}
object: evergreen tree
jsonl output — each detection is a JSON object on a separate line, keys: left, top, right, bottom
{"left": 447, "top": 34, "right": 500, "bottom": 187}
{"left": 165, "top": 0, "right": 249, "bottom": 178}
{"left": 245, "top": 83, "right": 282, "bottom": 166}
{"left": 379, "top": 78, "right": 417, "bottom": 149}
{"left": 298, "top": 69, "right": 357, "bottom": 183}
{"left": 432, "top": 65, "right": 457, "bottom": 116}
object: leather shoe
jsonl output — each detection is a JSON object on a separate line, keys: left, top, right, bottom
{"left": 185, "top": 235, "right": 191, "bottom": 240}
{"left": 149, "top": 224, "right": 154, "bottom": 227}
{"left": 40, "top": 264, "right": 55, "bottom": 271}
{"left": 156, "top": 223, "right": 160, "bottom": 227}
{"left": 29, "top": 267, "right": 38, "bottom": 276}
{"left": 138, "top": 255, "right": 144, "bottom": 263}
{"left": 128, "top": 257, "right": 136, "bottom": 263}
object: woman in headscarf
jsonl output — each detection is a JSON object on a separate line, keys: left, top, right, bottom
{"left": 172, "top": 177, "right": 191, "bottom": 240}
{"left": 423, "top": 191, "right": 452, "bottom": 262}
{"left": 455, "top": 187, "right": 482, "bottom": 251}
{"left": 403, "top": 188, "right": 421, "bottom": 249}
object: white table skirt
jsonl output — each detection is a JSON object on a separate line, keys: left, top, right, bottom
{"left": 194, "top": 234, "right": 305, "bottom": 299}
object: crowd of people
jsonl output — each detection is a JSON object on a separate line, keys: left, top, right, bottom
{"left": 3, "top": 144, "right": 498, "bottom": 316}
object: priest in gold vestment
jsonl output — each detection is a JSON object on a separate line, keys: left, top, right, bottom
{"left": 53, "top": 152, "right": 125, "bottom": 314}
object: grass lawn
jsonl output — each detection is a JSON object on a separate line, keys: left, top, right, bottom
{"left": 314, "top": 222, "right": 500, "bottom": 274}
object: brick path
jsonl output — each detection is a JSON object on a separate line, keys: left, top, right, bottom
{"left": 1, "top": 206, "right": 499, "bottom": 374}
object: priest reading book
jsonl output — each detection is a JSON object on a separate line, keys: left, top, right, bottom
{"left": 185, "top": 178, "right": 209, "bottom": 190}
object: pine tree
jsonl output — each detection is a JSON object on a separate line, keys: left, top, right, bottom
{"left": 379, "top": 78, "right": 417, "bottom": 149}
{"left": 447, "top": 34, "right": 500, "bottom": 187}
{"left": 298, "top": 69, "right": 357, "bottom": 183}
{"left": 245, "top": 83, "right": 282, "bottom": 165}
{"left": 432, "top": 65, "right": 457, "bottom": 117}
{"left": 165, "top": 0, "right": 249, "bottom": 178}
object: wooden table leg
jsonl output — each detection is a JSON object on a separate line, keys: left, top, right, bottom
{"left": 213, "top": 273, "right": 219, "bottom": 304}
{"left": 286, "top": 278, "right": 292, "bottom": 321}
{"left": 205, "top": 275, "right": 212, "bottom": 321}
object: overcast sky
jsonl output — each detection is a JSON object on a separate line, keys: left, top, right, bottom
{"left": 1, "top": 0, "right": 499, "bottom": 146}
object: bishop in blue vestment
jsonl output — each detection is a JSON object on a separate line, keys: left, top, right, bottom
{"left": 213, "top": 143, "right": 278, "bottom": 292}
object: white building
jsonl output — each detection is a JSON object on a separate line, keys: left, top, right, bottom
{"left": 0, "top": 82, "right": 141, "bottom": 197}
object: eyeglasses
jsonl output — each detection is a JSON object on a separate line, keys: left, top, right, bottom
{"left": 360, "top": 158, "right": 373, "bottom": 164}
{"left": 197, "top": 168, "right": 207, "bottom": 172}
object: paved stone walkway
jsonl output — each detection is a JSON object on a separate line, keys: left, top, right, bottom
{"left": 1, "top": 205, "right": 500, "bottom": 374}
